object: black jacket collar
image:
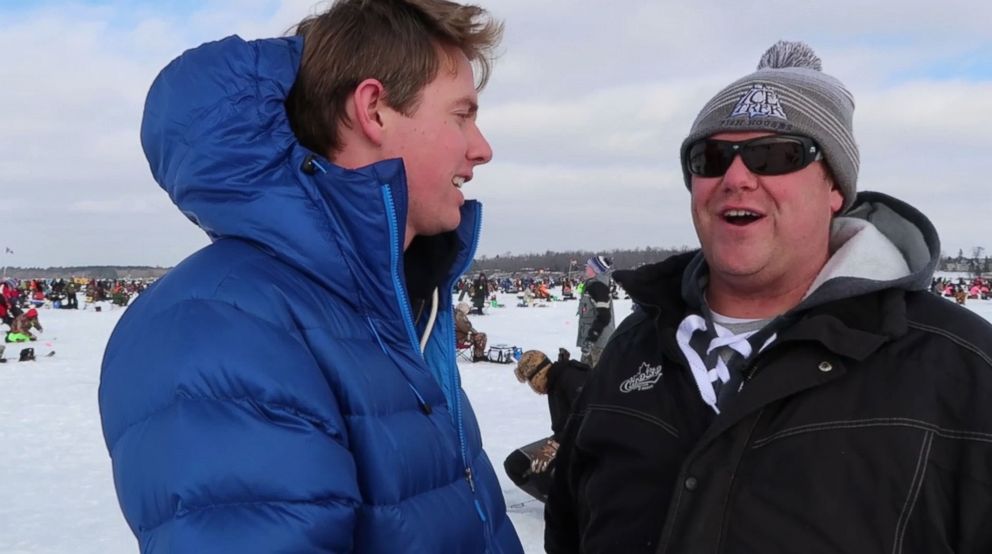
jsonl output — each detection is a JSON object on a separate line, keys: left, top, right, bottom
{"left": 404, "top": 232, "right": 459, "bottom": 324}
{"left": 614, "top": 251, "right": 907, "bottom": 363}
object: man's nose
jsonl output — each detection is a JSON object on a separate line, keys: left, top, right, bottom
{"left": 468, "top": 123, "right": 493, "bottom": 165}
{"left": 720, "top": 154, "right": 758, "bottom": 191}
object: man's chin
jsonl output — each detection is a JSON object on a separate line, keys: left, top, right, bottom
{"left": 421, "top": 217, "right": 463, "bottom": 237}
{"left": 704, "top": 249, "right": 762, "bottom": 276}
{"left": 445, "top": 210, "right": 463, "bottom": 232}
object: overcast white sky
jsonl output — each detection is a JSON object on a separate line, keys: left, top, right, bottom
{"left": 1, "top": 0, "right": 990, "bottom": 267}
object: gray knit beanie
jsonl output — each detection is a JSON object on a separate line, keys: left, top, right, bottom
{"left": 679, "top": 41, "right": 859, "bottom": 213}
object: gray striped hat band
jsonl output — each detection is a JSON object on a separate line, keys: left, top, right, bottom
{"left": 696, "top": 81, "right": 858, "bottom": 166}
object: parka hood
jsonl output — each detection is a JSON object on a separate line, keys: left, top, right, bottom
{"left": 140, "top": 35, "right": 480, "bottom": 307}
{"left": 797, "top": 191, "right": 939, "bottom": 309}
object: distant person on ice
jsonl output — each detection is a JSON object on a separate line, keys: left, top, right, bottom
{"left": 0, "top": 278, "right": 21, "bottom": 322}
{"left": 5, "top": 308, "right": 42, "bottom": 343}
{"left": 455, "top": 301, "right": 488, "bottom": 361}
{"left": 98, "top": 1, "right": 523, "bottom": 552}
{"left": 0, "top": 293, "right": 12, "bottom": 327}
{"left": 576, "top": 255, "right": 615, "bottom": 366}
{"left": 63, "top": 281, "right": 78, "bottom": 310}
{"left": 471, "top": 271, "right": 489, "bottom": 314}
{"left": 546, "top": 41, "right": 992, "bottom": 553}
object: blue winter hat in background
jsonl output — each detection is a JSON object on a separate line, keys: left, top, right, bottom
{"left": 586, "top": 256, "right": 612, "bottom": 275}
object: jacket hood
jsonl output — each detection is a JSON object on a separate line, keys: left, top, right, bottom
{"left": 140, "top": 35, "right": 480, "bottom": 308}
{"left": 797, "top": 190, "right": 939, "bottom": 309}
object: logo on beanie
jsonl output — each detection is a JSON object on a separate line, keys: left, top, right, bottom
{"left": 729, "top": 84, "right": 787, "bottom": 120}
{"left": 620, "top": 362, "right": 663, "bottom": 393}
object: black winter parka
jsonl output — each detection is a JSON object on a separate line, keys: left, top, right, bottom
{"left": 546, "top": 250, "right": 992, "bottom": 554}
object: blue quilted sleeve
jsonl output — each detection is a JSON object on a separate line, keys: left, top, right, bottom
{"left": 100, "top": 299, "right": 361, "bottom": 553}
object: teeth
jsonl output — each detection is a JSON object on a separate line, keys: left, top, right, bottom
{"left": 724, "top": 209, "right": 760, "bottom": 218}
{"left": 452, "top": 176, "right": 465, "bottom": 189}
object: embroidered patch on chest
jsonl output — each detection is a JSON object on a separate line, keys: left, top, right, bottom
{"left": 620, "top": 362, "right": 664, "bottom": 393}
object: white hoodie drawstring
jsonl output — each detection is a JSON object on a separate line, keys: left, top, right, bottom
{"left": 676, "top": 314, "right": 775, "bottom": 413}
{"left": 419, "top": 287, "right": 439, "bottom": 353}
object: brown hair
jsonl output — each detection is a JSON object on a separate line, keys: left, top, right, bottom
{"left": 286, "top": 0, "right": 503, "bottom": 157}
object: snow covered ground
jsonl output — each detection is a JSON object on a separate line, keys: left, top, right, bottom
{"left": 2, "top": 290, "right": 991, "bottom": 553}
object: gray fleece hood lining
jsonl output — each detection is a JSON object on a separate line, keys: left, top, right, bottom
{"left": 803, "top": 217, "right": 911, "bottom": 300}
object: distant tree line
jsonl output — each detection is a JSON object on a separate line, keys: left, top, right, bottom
{"left": 941, "top": 247, "right": 991, "bottom": 276}
{"left": 2, "top": 246, "right": 989, "bottom": 280}
{"left": 1, "top": 266, "right": 170, "bottom": 280}
{"left": 469, "top": 246, "right": 694, "bottom": 275}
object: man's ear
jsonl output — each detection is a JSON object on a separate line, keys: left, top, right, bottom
{"left": 829, "top": 184, "right": 844, "bottom": 214}
{"left": 351, "top": 78, "right": 387, "bottom": 146}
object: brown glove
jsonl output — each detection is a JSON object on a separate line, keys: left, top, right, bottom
{"left": 529, "top": 439, "right": 560, "bottom": 474}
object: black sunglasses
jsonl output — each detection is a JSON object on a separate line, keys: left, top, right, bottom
{"left": 685, "top": 134, "right": 822, "bottom": 178}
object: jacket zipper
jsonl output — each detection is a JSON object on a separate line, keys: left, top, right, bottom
{"left": 656, "top": 344, "right": 765, "bottom": 552}
{"left": 714, "top": 408, "right": 766, "bottom": 552}
{"left": 381, "top": 186, "right": 424, "bottom": 356}
{"left": 382, "top": 187, "right": 492, "bottom": 539}
{"left": 445, "top": 205, "right": 493, "bottom": 539}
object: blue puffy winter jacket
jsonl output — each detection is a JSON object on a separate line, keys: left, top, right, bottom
{"left": 98, "top": 35, "right": 522, "bottom": 553}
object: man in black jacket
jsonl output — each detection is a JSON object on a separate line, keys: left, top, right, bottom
{"left": 546, "top": 40, "right": 992, "bottom": 553}
{"left": 471, "top": 272, "right": 489, "bottom": 315}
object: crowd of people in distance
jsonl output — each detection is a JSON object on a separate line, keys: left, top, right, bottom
{"left": 449, "top": 256, "right": 622, "bottom": 366}
{"left": 0, "top": 277, "right": 154, "bottom": 362}
{"left": 1, "top": 277, "right": 151, "bottom": 313}
{"left": 455, "top": 271, "right": 622, "bottom": 310}
{"left": 932, "top": 275, "right": 991, "bottom": 304}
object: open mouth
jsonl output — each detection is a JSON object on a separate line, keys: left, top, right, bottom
{"left": 722, "top": 209, "right": 763, "bottom": 226}
{"left": 453, "top": 176, "right": 465, "bottom": 189}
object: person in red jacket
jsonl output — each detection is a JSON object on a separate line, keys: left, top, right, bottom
{"left": 0, "top": 294, "right": 10, "bottom": 327}
{"left": 6, "top": 308, "right": 42, "bottom": 343}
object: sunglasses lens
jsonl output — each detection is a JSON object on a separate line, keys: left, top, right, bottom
{"left": 687, "top": 140, "right": 733, "bottom": 177}
{"left": 741, "top": 138, "right": 805, "bottom": 175}
{"left": 687, "top": 136, "right": 816, "bottom": 178}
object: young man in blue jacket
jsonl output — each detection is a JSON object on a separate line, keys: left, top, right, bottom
{"left": 98, "top": 1, "right": 523, "bottom": 552}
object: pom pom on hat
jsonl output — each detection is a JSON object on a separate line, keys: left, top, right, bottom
{"left": 455, "top": 302, "right": 470, "bottom": 314}
{"left": 757, "top": 40, "right": 822, "bottom": 71}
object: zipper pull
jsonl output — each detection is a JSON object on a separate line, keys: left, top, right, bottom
{"left": 465, "top": 467, "right": 488, "bottom": 523}
{"left": 464, "top": 467, "right": 476, "bottom": 492}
